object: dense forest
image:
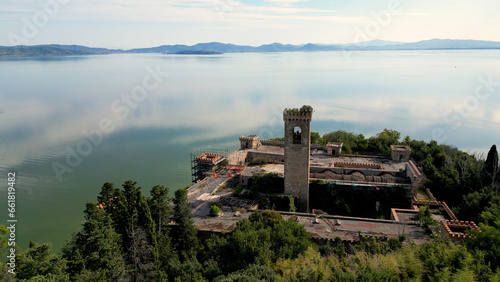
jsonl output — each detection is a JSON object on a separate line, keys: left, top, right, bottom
{"left": 1, "top": 129, "right": 500, "bottom": 281}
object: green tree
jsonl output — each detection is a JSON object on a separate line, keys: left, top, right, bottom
{"left": 249, "top": 210, "right": 284, "bottom": 228}
{"left": 286, "top": 105, "right": 313, "bottom": 114}
{"left": 259, "top": 194, "right": 296, "bottom": 212}
{"left": 173, "top": 188, "right": 199, "bottom": 261}
{"left": 468, "top": 222, "right": 500, "bottom": 272}
{"left": 149, "top": 185, "right": 173, "bottom": 278}
{"left": 377, "top": 128, "right": 401, "bottom": 145}
{"left": 105, "top": 183, "right": 129, "bottom": 239}
{"left": 311, "top": 132, "right": 321, "bottom": 145}
{"left": 0, "top": 226, "right": 14, "bottom": 282}
{"left": 322, "top": 130, "right": 367, "bottom": 154}
{"left": 458, "top": 187, "right": 499, "bottom": 222}
{"left": 149, "top": 185, "right": 171, "bottom": 233}
{"left": 214, "top": 264, "right": 278, "bottom": 282}
{"left": 62, "top": 202, "right": 128, "bottom": 280}
{"left": 480, "top": 195, "right": 500, "bottom": 226}
{"left": 367, "top": 128, "right": 401, "bottom": 155}
{"left": 249, "top": 172, "right": 284, "bottom": 194}
{"left": 169, "top": 258, "right": 206, "bottom": 282}
{"left": 127, "top": 196, "right": 159, "bottom": 281}
{"left": 419, "top": 240, "right": 478, "bottom": 281}
{"left": 123, "top": 180, "right": 143, "bottom": 214}
{"left": 222, "top": 220, "right": 273, "bottom": 272}
{"left": 0, "top": 225, "right": 7, "bottom": 256}
{"left": 418, "top": 205, "right": 438, "bottom": 234}
{"left": 485, "top": 144, "right": 499, "bottom": 191}
{"left": 97, "top": 182, "right": 117, "bottom": 208}
{"left": 318, "top": 237, "right": 347, "bottom": 258}
{"left": 16, "top": 241, "right": 68, "bottom": 281}
{"left": 198, "top": 235, "right": 227, "bottom": 275}
{"left": 300, "top": 105, "right": 313, "bottom": 113}
{"left": 269, "top": 218, "right": 312, "bottom": 260}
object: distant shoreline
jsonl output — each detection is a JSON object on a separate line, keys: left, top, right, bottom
{"left": 2, "top": 39, "right": 500, "bottom": 57}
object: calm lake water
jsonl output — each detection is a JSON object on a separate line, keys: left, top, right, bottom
{"left": 1, "top": 50, "right": 500, "bottom": 251}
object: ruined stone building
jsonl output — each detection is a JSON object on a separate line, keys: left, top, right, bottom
{"left": 227, "top": 106, "right": 424, "bottom": 213}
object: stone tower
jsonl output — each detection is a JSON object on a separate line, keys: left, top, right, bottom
{"left": 283, "top": 106, "right": 312, "bottom": 212}
{"left": 239, "top": 135, "right": 260, "bottom": 149}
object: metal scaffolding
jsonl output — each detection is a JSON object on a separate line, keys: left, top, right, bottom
{"left": 190, "top": 147, "right": 237, "bottom": 184}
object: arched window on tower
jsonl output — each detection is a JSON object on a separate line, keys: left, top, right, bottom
{"left": 293, "top": 126, "right": 302, "bottom": 144}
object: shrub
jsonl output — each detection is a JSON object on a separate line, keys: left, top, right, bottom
{"left": 232, "top": 185, "right": 243, "bottom": 196}
{"left": 210, "top": 205, "right": 221, "bottom": 217}
{"left": 418, "top": 206, "right": 438, "bottom": 234}
{"left": 232, "top": 206, "right": 246, "bottom": 213}
{"left": 217, "top": 184, "right": 226, "bottom": 192}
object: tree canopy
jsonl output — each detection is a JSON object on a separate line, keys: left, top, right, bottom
{"left": 2, "top": 130, "right": 500, "bottom": 281}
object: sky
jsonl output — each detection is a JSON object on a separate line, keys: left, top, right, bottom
{"left": 1, "top": 0, "right": 500, "bottom": 49}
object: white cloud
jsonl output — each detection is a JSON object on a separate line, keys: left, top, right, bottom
{"left": 492, "top": 110, "right": 500, "bottom": 124}
{"left": 2, "top": 0, "right": 500, "bottom": 47}
{"left": 266, "top": 0, "right": 310, "bottom": 5}
{"left": 241, "top": 5, "right": 334, "bottom": 14}
{"left": 393, "top": 12, "right": 431, "bottom": 17}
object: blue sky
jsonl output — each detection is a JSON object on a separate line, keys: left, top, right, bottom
{"left": 1, "top": 0, "right": 499, "bottom": 48}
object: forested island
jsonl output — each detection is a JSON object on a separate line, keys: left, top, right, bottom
{"left": 173, "top": 50, "right": 223, "bottom": 55}
{"left": 1, "top": 129, "right": 500, "bottom": 281}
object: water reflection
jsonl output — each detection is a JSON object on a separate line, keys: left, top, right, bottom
{"left": 1, "top": 51, "right": 499, "bottom": 250}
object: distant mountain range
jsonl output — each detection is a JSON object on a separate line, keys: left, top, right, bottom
{"left": 2, "top": 39, "right": 500, "bottom": 57}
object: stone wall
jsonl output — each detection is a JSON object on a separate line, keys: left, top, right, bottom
{"left": 411, "top": 199, "right": 458, "bottom": 221}
{"left": 440, "top": 220, "right": 480, "bottom": 240}
{"left": 310, "top": 166, "right": 395, "bottom": 178}
{"left": 260, "top": 140, "right": 285, "bottom": 147}
{"left": 333, "top": 161, "right": 383, "bottom": 169}
{"left": 227, "top": 150, "right": 248, "bottom": 166}
{"left": 406, "top": 160, "right": 425, "bottom": 196}
{"left": 246, "top": 151, "right": 284, "bottom": 163}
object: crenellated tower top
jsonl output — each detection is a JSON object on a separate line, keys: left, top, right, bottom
{"left": 283, "top": 105, "right": 313, "bottom": 121}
